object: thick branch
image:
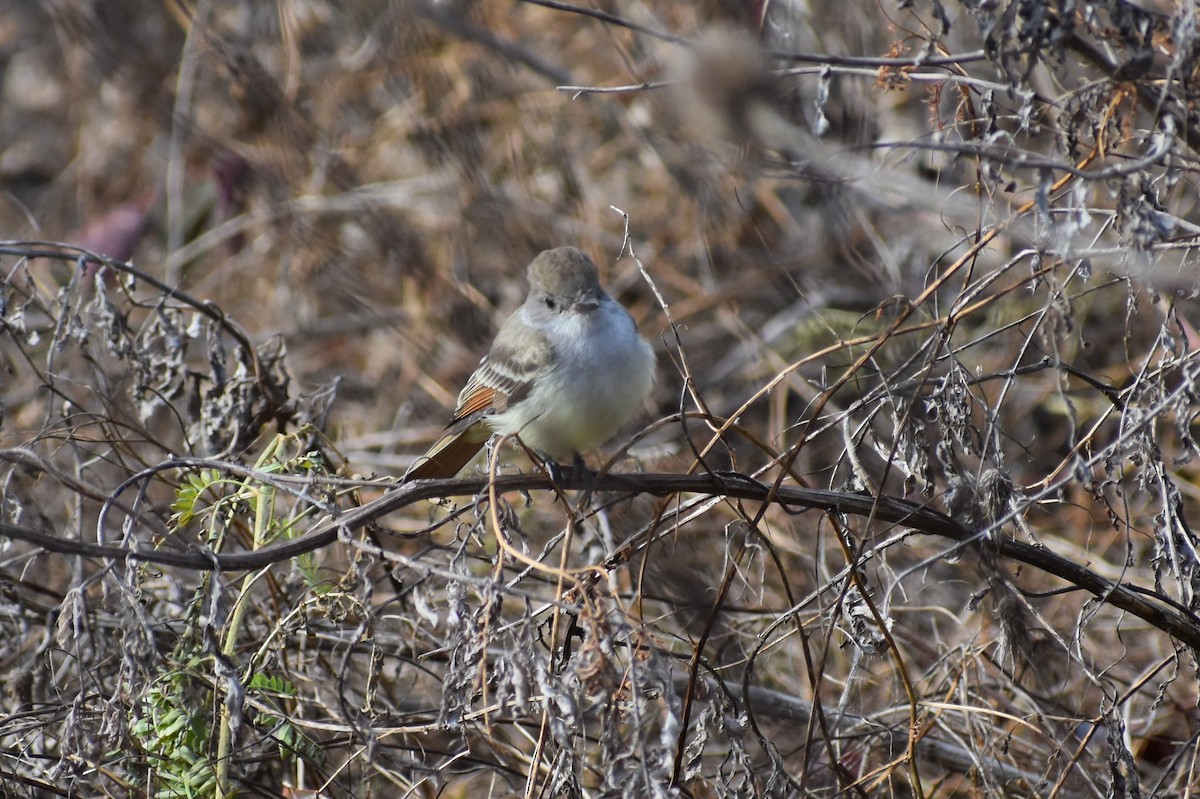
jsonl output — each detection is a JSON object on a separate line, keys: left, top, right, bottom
{"left": 2, "top": 471, "right": 1198, "bottom": 649}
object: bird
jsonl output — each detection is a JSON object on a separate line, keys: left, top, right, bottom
{"left": 405, "top": 246, "right": 656, "bottom": 480}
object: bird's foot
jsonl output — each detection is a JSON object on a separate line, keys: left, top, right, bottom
{"left": 542, "top": 453, "right": 596, "bottom": 488}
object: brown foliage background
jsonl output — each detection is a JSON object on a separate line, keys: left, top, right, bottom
{"left": 1, "top": 0, "right": 1200, "bottom": 797}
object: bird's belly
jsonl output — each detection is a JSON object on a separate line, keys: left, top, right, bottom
{"left": 517, "top": 338, "right": 652, "bottom": 457}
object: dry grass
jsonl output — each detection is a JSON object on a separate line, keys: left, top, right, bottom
{"left": 2, "top": 0, "right": 1200, "bottom": 797}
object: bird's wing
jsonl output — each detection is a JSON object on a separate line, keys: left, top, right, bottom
{"left": 448, "top": 314, "right": 553, "bottom": 427}
{"left": 405, "top": 312, "right": 555, "bottom": 482}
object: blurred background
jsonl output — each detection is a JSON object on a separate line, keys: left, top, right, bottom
{"left": 0, "top": 0, "right": 1049, "bottom": 466}
{"left": 2, "top": 0, "right": 1200, "bottom": 796}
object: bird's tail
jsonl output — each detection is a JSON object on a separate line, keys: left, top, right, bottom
{"left": 404, "top": 424, "right": 490, "bottom": 481}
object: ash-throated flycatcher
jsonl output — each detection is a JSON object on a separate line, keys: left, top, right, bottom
{"left": 406, "top": 247, "right": 656, "bottom": 480}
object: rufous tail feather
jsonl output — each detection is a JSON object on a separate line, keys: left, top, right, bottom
{"left": 405, "top": 427, "right": 488, "bottom": 480}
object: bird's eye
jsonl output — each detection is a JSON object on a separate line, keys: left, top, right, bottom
{"left": 543, "top": 298, "right": 556, "bottom": 310}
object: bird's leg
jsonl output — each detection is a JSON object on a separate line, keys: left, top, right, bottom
{"left": 539, "top": 453, "right": 595, "bottom": 489}
{"left": 570, "top": 452, "right": 595, "bottom": 483}
{"left": 542, "top": 456, "right": 568, "bottom": 484}
{"left": 571, "top": 452, "right": 599, "bottom": 508}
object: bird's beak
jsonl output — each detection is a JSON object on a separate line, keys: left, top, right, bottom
{"left": 574, "top": 292, "right": 602, "bottom": 313}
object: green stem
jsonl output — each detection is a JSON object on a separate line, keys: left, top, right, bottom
{"left": 215, "top": 474, "right": 275, "bottom": 799}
